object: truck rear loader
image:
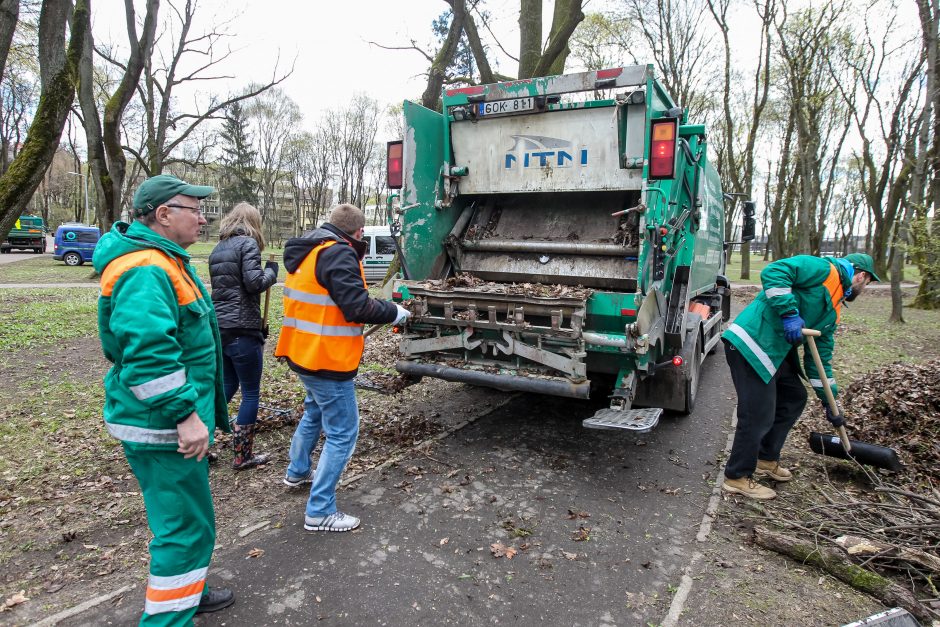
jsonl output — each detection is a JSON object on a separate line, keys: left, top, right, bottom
{"left": 385, "top": 65, "right": 755, "bottom": 432}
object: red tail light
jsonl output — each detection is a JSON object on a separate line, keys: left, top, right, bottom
{"left": 672, "top": 355, "right": 683, "bottom": 367}
{"left": 387, "top": 140, "right": 403, "bottom": 189}
{"left": 649, "top": 119, "right": 677, "bottom": 180}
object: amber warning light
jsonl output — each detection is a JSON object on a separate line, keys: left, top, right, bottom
{"left": 387, "top": 140, "right": 403, "bottom": 189}
{"left": 649, "top": 119, "right": 677, "bottom": 180}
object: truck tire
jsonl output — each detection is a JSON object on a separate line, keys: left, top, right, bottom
{"left": 679, "top": 326, "right": 703, "bottom": 415}
{"left": 63, "top": 251, "right": 83, "bottom": 266}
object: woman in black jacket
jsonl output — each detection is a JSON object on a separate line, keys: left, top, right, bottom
{"left": 209, "top": 202, "right": 278, "bottom": 469}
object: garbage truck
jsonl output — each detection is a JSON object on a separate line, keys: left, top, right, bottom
{"left": 1, "top": 215, "right": 47, "bottom": 254}
{"left": 384, "top": 64, "right": 755, "bottom": 432}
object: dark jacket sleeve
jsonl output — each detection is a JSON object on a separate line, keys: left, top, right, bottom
{"left": 239, "top": 238, "right": 277, "bottom": 295}
{"left": 315, "top": 244, "right": 397, "bottom": 324}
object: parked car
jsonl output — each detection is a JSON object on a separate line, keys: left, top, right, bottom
{"left": 361, "top": 225, "right": 396, "bottom": 284}
{"left": 53, "top": 223, "right": 100, "bottom": 266}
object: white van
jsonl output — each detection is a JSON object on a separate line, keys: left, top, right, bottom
{"left": 361, "top": 225, "right": 396, "bottom": 284}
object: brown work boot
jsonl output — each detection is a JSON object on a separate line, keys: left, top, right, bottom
{"left": 722, "top": 476, "right": 777, "bottom": 500}
{"left": 754, "top": 459, "right": 792, "bottom": 482}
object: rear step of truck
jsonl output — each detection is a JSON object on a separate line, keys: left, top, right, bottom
{"left": 582, "top": 407, "right": 663, "bottom": 433}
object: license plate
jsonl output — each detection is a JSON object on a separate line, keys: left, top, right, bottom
{"left": 478, "top": 97, "right": 534, "bottom": 116}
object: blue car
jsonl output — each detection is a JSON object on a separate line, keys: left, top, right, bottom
{"left": 54, "top": 223, "right": 100, "bottom": 266}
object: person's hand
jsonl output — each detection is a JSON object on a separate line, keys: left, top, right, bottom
{"left": 177, "top": 412, "right": 209, "bottom": 461}
{"left": 393, "top": 304, "right": 412, "bottom": 325}
{"left": 781, "top": 312, "right": 805, "bottom": 345}
{"left": 265, "top": 260, "right": 279, "bottom": 277}
{"left": 822, "top": 402, "right": 846, "bottom": 428}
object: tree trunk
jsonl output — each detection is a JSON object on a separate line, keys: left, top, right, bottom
{"left": 0, "top": 0, "right": 90, "bottom": 239}
{"left": 518, "top": 0, "right": 542, "bottom": 79}
{"left": 421, "top": 1, "right": 465, "bottom": 111}
{"left": 0, "top": 0, "right": 19, "bottom": 84}
{"left": 753, "top": 525, "right": 934, "bottom": 623}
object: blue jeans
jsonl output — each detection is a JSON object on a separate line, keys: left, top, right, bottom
{"left": 286, "top": 374, "right": 360, "bottom": 517}
{"left": 222, "top": 335, "right": 264, "bottom": 426}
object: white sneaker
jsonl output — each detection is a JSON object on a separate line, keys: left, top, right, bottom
{"left": 304, "top": 511, "right": 360, "bottom": 532}
{"left": 283, "top": 469, "right": 314, "bottom": 488}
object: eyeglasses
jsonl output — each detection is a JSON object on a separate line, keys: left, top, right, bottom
{"left": 165, "top": 204, "right": 203, "bottom": 218}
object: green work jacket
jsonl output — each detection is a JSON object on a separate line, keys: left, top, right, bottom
{"left": 721, "top": 255, "right": 851, "bottom": 400}
{"left": 93, "top": 221, "right": 229, "bottom": 451}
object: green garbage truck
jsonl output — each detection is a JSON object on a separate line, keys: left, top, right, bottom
{"left": 1, "top": 215, "right": 47, "bottom": 254}
{"left": 385, "top": 64, "right": 755, "bottom": 432}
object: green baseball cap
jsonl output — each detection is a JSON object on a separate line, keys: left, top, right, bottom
{"left": 844, "top": 253, "right": 881, "bottom": 282}
{"left": 132, "top": 174, "right": 215, "bottom": 216}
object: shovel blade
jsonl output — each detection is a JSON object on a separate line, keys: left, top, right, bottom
{"left": 808, "top": 432, "right": 904, "bottom": 472}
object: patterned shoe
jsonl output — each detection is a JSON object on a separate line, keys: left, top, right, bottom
{"left": 283, "top": 469, "right": 314, "bottom": 488}
{"left": 304, "top": 511, "right": 361, "bottom": 532}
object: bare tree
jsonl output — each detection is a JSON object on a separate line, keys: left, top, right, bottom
{"left": 706, "top": 0, "right": 774, "bottom": 279}
{"left": 621, "top": 0, "right": 716, "bottom": 120}
{"left": 127, "top": 0, "right": 291, "bottom": 177}
{"left": 828, "top": 0, "right": 923, "bottom": 279}
{"left": 247, "top": 87, "right": 300, "bottom": 245}
{"left": 0, "top": 0, "right": 91, "bottom": 240}
{"left": 775, "top": 0, "right": 853, "bottom": 254}
{"left": 77, "top": 0, "right": 158, "bottom": 230}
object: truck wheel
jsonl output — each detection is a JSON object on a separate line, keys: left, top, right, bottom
{"left": 63, "top": 252, "right": 83, "bottom": 266}
{"left": 680, "top": 329, "right": 703, "bottom": 415}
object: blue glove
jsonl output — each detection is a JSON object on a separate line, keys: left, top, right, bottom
{"left": 781, "top": 312, "right": 805, "bottom": 345}
{"left": 823, "top": 402, "right": 845, "bottom": 428}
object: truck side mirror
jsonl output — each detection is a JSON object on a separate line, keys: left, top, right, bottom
{"left": 741, "top": 201, "right": 756, "bottom": 242}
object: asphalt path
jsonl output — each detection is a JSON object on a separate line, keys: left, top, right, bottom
{"left": 74, "top": 343, "right": 735, "bottom": 626}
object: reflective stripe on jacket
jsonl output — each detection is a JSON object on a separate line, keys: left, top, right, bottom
{"left": 721, "top": 255, "right": 850, "bottom": 400}
{"left": 94, "top": 221, "right": 229, "bottom": 450}
{"left": 275, "top": 240, "right": 367, "bottom": 374}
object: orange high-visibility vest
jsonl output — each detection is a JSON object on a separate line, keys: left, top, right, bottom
{"left": 275, "top": 240, "right": 366, "bottom": 373}
{"left": 822, "top": 263, "right": 845, "bottom": 323}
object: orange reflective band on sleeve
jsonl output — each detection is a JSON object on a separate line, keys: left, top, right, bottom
{"left": 100, "top": 249, "right": 201, "bottom": 306}
{"left": 822, "top": 263, "right": 845, "bottom": 323}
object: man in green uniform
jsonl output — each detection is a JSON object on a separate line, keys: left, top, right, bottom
{"left": 720, "top": 253, "right": 880, "bottom": 499}
{"left": 94, "top": 175, "right": 235, "bottom": 625}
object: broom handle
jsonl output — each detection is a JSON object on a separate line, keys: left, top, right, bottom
{"left": 802, "top": 329, "right": 852, "bottom": 453}
{"left": 262, "top": 254, "right": 275, "bottom": 329}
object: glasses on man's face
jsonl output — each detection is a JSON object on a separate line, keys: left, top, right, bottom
{"left": 165, "top": 204, "right": 203, "bottom": 218}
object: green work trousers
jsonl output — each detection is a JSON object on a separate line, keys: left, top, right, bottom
{"left": 124, "top": 445, "right": 216, "bottom": 627}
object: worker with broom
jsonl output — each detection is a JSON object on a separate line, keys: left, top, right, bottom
{"left": 720, "top": 253, "right": 880, "bottom": 499}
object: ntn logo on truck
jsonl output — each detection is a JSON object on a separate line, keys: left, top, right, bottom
{"left": 386, "top": 64, "right": 753, "bottom": 431}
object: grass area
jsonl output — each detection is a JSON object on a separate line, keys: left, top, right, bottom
{"left": 832, "top": 290, "right": 940, "bottom": 382}
{"left": 187, "top": 241, "right": 285, "bottom": 261}
{"left": 725, "top": 254, "right": 923, "bottom": 285}
{"left": 0, "top": 257, "right": 98, "bottom": 284}
{"left": 0, "top": 289, "right": 98, "bottom": 352}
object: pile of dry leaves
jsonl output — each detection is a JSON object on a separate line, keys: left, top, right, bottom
{"left": 842, "top": 359, "right": 940, "bottom": 487}
{"left": 418, "top": 274, "right": 593, "bottom": 301}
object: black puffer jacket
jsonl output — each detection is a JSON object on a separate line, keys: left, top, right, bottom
{"left": 208, "top": 234, "right": 277, "bottom": 331}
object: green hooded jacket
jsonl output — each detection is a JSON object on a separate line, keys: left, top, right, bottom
{"left": 721, "top": 255, "right": 851, "bottom": 401}
{"left": 93, "top": 221, "right": 229, "bottom": 451}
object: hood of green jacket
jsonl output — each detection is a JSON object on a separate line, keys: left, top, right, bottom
{"left": 93, "top": 221, "right": 190, "bottom": 273}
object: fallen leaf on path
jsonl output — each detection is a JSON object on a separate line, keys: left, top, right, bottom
{"left": 247, "top": 548, "right": 264, "bottom": 558}
{"left": 490, "top": 542, "right": 517, "bottom": 559}
{"left": 571, "top": 526, "right": 591, "bottom": 542}
{"left": 440, "top": 537, "right": 449, "bottom": 546}
{"left": 566, "top": 509, "right": 590, "bottom": 520}
{"left": 0, "top": 591, "right": 28, "bottom": 612}
{"left": 562, "top": 551, "right": 577, "bottom": 560}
